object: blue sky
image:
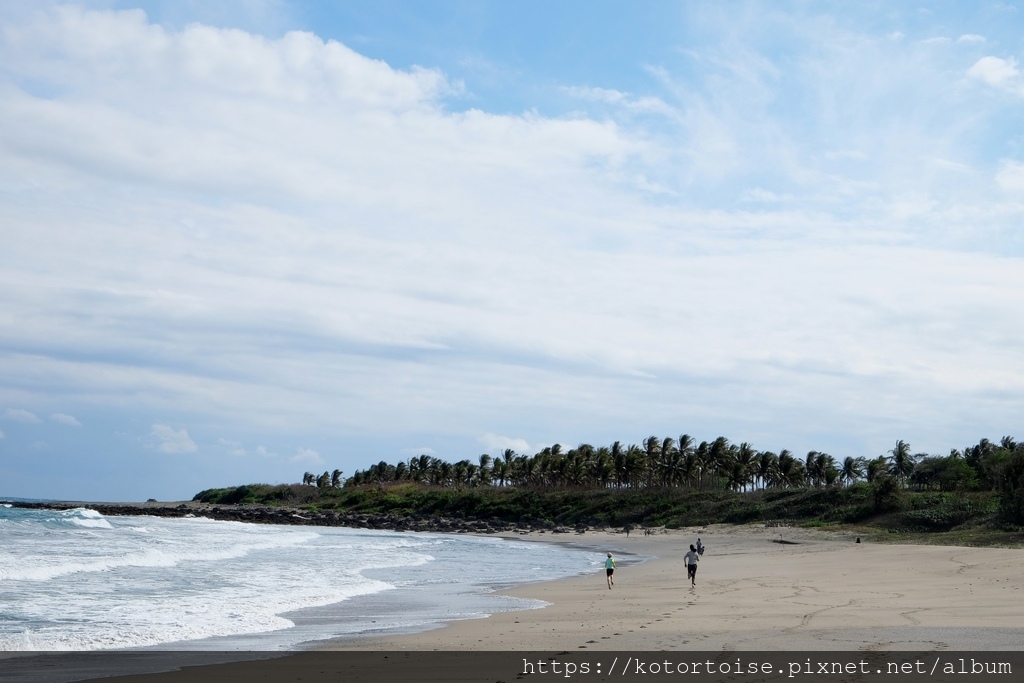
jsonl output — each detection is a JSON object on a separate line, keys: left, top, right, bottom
{"left": 2, "top": 1, "right": 1024, "bottom": 501}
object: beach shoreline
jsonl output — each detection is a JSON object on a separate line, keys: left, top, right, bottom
{"left": 319, "top": 523, "right": 1024, "bottom": 652}
{"left": 8, "top": 508, "right": 1024, "bottom": 682}
{"left": 9, "top": 500, "right": 1024, "bottom": 652}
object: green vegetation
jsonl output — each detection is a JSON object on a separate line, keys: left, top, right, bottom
{"left": 194, "top": 434, "right": 1024, "bottom": 545}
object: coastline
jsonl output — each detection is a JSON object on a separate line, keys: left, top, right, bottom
{"left": 9, "top": 507, "right": 1024, "bottom": 682}
{"left": 322, "top": 524, "right": 1024, "bottom": 652}
{"left": 1, "top": 499, "right": 567, "bottom": 535}
{"left": 8, "top": 500, "right": 1024, "bottom": 652}
{"left": 9, "top": 500, "right": 1024, "bottom": 651}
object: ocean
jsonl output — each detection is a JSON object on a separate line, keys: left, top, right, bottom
{"left": 0, "top": 504, "right": 605, "bottom": 651}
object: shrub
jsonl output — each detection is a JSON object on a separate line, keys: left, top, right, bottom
{"left": 872, "top": 475, "right": 903, "bottom": 512}
{"left": 997, "top": 449, "right": 1024, "bottom": 526}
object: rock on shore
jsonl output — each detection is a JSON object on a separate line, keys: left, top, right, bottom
{"left": 3, "top": 500, "right": 591, "bottom": 535}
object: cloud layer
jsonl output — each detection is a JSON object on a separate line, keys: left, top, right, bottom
{"left": 1, "top": 3, "right": 1023, "bottom": 498}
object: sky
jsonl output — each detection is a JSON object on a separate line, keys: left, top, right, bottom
{"left": 2, "top": 1, "right": 1024, "bottom": 501}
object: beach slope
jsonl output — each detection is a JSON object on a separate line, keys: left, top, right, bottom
{"left": 326, "top": 525, "right": 1024, "bottom": 651}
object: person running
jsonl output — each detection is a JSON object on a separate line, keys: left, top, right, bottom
{"left": 696, "top": 537, "right": 704, "bottom": 555}
{"left": 605, "top": 553, "right": 616, "bottom": 589}
{"left": 684, "top": 544, "right": 700, "bottom": 587}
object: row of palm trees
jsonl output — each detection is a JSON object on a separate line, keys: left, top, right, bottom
{"left": 302, "top": 469, "right": 345, "bottom": 488}
{"left": 338, "top": 435, "right": 1018, "bottom": 492}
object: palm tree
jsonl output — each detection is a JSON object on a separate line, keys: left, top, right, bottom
{"left": 643, "top": 435, "right": 661, "bottom": 487}
{"left": 657, "top": 437, "right": 677, "bottom": 487}
{"left": 805, "top": 452, "right": 837, "bottom": 488}
{"left": 662, "top": 448, "right": 685, "bottom": 488}
{"left": 865, "top": 455, "right": 887, "bottom": 483}
{"left": 624, "top": 444, "right": 645, "bottom": 488}
{"left": 756, "top": 451, "right": 779, "bottom": 489}
{"left": 708, "top": 437, "right": 731, "bottom": 489}
{"left": 681, "top": 449, "right": 699, "bottom": 488}
{"left": 839, "top": 457, "right": 863, "bottom": 487}
{"left": 805, "top": 452, "right": 821, "bottom": 487}
{"left": 477, "top": 454, "right": 492, "bottom": 486}
{"left": 734, "top": 442, "right": 757, "bottom": 492}
{"left": 611, "top": 441, "right": 627, "bottom": 488}
{"left": 331, "top": 469, "right": 344, "bottom": 488}
{"left": 302, "top": 472, "right": 315, "bottom": 486}
{"left": 566, "top": 451, "right": 587, "bottom": 487}
{"left": 413, "top": 455, "right": 431, "bottom": 482}
{"left": 818, "top": 453, "right": 838, "bottom": 487}
{"left": 695, "top": 441, "right": 711, "bottom": 489}
{"left": 592, "top": 447, "right": 613, "bottom": 488}
{"left": 437, "top": 460, "right": 453, "bottom": 486}
{"left": 888, "top": 440, "right": 916, "bottom": 486}
{"left": 777, "top": 450, "right": 804, "bottom": 488}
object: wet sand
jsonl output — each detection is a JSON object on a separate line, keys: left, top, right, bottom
{"left": 63, "top": 525, "right": 1024, "bottom": 682}
{"left": 324, "top": 524, "right": 1024, "bottom": 651}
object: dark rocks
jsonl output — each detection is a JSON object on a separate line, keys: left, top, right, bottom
{"left": 2, "top": 500, "right": 561, "bottom": 535}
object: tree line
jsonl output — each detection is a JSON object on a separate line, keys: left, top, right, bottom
{"left": 333, "top": 434, "right": 1021, "bottom": 495}
{"left": 301, "top": 469, "right": 345, "bottom": 489}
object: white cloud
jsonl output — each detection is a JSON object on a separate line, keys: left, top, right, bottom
{"left": 218, "top": 438, "right": 246, "bottom": 456}
{"left": 563, "top": 86, "right": 678, "bottom": 118}
{"left": 478, "top": 433, "right": 533, "bottom": 455}
{"left": 4, "top": 6, "right": 454, "bottom": 109}
{"left": 957, "top": 34, "right": 986, "bottom": 44}
{"left": 742, "top": 188, "right": 793, "bottom": 203}
{"left": 3, "top": 409, "right": 41, "bottom": 423}
{"left": 150, "top": 423, "right": 198, "bottom": 453}
{"left": 401, "top": 446, "right": 435, "bottom": 456}
{"left": 824, "top": 149, "right": 869, "bottom": 161}
{"left": 967, "top": 56, "right": 1024, "bottom": 95}
{"left": 49, "top": 412, "right": 82, "bottom": 427}
{"left": 0, "top": 5, "right": 1023, "bottom": 491}
{"left": 289, "top": 447, "right": 322, "bottom": 464}
{"left": 925, "top": 156, "right": 974, "bottom": 173}
{"left": 995, "top": 160, "right": 1024, "bottom": 192}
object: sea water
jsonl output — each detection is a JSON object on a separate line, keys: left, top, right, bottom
{"left": 0, "top": 504, "right": 604, "bottom": 651}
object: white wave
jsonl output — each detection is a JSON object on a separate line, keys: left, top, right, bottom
{"left": 58, "top": 508, "right": 114, "bottom": 529}
{"left": 0, "top": 563, "right": 396, "bottom": 651}
{"left": 0, "top": 517, "right": 597, "bottom": 651}
{"left": 0, "top": 529, "right": 321, "bottom": 582}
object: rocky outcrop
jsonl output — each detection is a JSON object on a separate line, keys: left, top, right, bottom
{"left": 3, "top": 500, "right": 583, "bottom": 534}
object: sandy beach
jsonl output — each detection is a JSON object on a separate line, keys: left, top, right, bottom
{"left": 46, "top": 524, "right": 1023, "bottom": 683}
{"left": 325, "top": 524, "right": 1024, "bottom": 652}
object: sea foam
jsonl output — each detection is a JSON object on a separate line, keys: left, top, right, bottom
{"left": 0, "top": 506, "right": 601, "bottom": 651}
